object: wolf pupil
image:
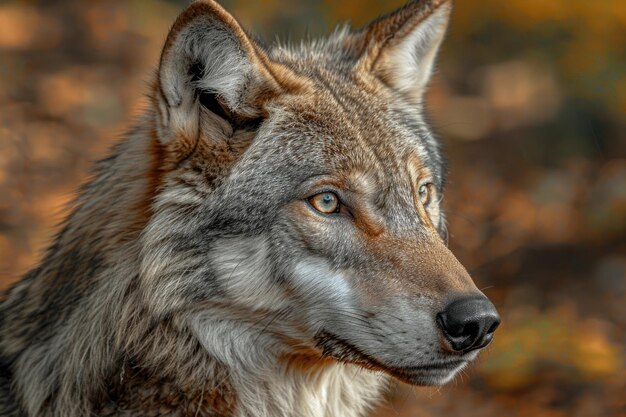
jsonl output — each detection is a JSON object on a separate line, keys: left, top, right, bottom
{"left": 320, "top": 193, "right": 336, "bottom": 210}
{"left": 309, "top": 192, "right": 339, "bottom": 214}
{"left": 419, "top": 184, "right": 432, "bottom": 206}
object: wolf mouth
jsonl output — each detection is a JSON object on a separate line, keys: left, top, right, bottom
{"left": 315, "top": 331, "right": 467, "bottom": 385}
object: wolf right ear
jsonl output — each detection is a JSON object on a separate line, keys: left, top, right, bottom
{"left": 357, "top": 0, "right": 452, "bottom": 104}
{"left": 154, "top": 0, "right": 294, "bottom": 149}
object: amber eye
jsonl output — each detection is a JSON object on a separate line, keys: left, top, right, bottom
{"left": 308, "top": 192, "right": 340, "bottom": 214}
{"left": 418, "top": 183, "right": 434, "bottom": 207}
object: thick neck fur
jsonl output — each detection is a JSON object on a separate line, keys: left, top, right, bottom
{"left": 0, "top": 113, "right": 386, "bottom": 417}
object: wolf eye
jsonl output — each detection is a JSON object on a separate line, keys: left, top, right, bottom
{"left": 308, "top": 192, "right": 340, "bottom": 214}
{"left": 418, "top": 183, "right": 434, "bottom": 207}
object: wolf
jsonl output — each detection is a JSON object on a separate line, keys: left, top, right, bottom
{"left": 0, "top": 0, "right": 500, "bottom": 416}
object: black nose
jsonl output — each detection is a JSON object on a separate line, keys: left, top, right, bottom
{"left": 437, "top": 296, "right": 500, "bottom": 353}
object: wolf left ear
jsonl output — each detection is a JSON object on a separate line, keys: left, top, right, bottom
{"left": 359, "top": 0, "right": 452, "bottom": 102}
{"left": 154, "top": 0, "right": 296, "bottom": 147}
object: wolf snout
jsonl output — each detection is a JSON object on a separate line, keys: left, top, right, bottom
{"left": 436, "top": 296, "right": 500, "bottom": 353}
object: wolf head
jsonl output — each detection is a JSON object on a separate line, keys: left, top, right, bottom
{"left": 141, "top": 0, "right": 499, "bottom": 386}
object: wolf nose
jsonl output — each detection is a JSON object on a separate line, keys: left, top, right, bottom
{"left": 437, "top": 296, "right": 500, "bottom": 353}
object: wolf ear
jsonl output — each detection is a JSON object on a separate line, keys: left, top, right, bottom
{"left": 154, "top": 0, "right": 288, "bottom": 146}
{"left": 359, "top": 0, "right": 452, "bottom": 102}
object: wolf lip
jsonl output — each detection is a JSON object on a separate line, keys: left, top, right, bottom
{"left": 387, "top": 360, "right": 468, "bottom": 385}
{"left": 396, "top": 360, "right": 467, "bottom": 372}
{"left": 316, "top": 331, "right": 467, "bottom": 384}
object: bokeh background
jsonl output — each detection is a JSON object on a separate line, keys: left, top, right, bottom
{"left": 0, "top": 1, "right": 624, "bottom": 416}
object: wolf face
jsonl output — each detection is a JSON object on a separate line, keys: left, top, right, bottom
{"left": 142, "top": 0, "right": 499, "bottom": 388}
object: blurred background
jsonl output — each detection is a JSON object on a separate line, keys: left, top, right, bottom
{"left": 0, "top": 0, "right": 624, "bottom": 416}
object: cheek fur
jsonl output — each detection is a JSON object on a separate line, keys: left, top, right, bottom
{"left": 290, "top": 258, "right": 354, "bottom": 312}
{"left": 210, "top": 236, "right": 289, "bottom": 311}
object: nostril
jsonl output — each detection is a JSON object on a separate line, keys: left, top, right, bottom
{"left": 436, "top": 311, "right": 477, "bottom": 352}
{"left": 463, "top": 321, "right": 479, "bottom": 339}
{"left": 487, "top": 318, "right": 500, "bottom": 335}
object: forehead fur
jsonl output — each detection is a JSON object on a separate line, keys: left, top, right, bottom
{"left": 258, "top": 54, "right": 446, "bottom": 190}
{"left": 253, "top": 22, "right": 448, "bottom": 186}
